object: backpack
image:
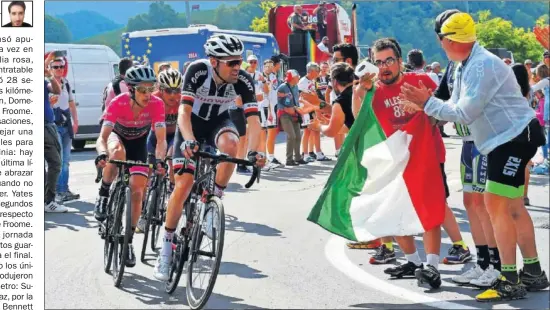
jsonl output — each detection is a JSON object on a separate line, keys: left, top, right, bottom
{"left": 101, "top": 76, "right": 124, "bottom": 113}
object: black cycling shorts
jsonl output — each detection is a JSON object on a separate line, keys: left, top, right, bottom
{"left": 107, "top": 132, "right": 149, "bottom": 177}
{"left": 486, "top": 119, "right": 543, "bottom": 198}
{"left": 172, "top": 112, "right": 239, "bottom": 175}
{"left": 229, "top": 107, "right": 247, "bottom": 137}
{"left": 440, "top": 163, "right": 450, "bottom": 199}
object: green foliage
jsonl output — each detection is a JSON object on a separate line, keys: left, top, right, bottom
{"left": 250, "top": 1, "right": 277, "bottom": 33}
{"left": 126, "top": 1, "right": 187, "bottom": 32}
{"left": 45, "top": 14, "right": 72, "bottom": 43}
{"left": 77, "top": 27, "right": 126, "bottom": 55}
{"left": 56, "top": 10, "right": 123, "bottom": 41}
{"left": 476, "top": 11, "right": 544, "bottom": 63}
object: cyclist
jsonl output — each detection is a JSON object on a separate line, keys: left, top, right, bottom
{"left": 153, "top": 34, "right": 266, "bottom": 281}
{"left": 94, "top": 65, "right": 167, "bottom": 268}
{"left": 136, "top": 68, "right": 183, "bottom": 233}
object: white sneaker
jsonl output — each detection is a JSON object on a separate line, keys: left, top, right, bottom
{"left": 153, "top": 255, "right": 172, "bottom": 281}
{"left": 452, "top": 264, "right": 484, "bottom": 284}
{"left": 135, "top": 217, "right": 147, "bottom": 234}
{"left": 45, "top": 201, "right": 68, "bottom": 213}
{"left": 470, "top": 265, "right": 500, "bottom": 287}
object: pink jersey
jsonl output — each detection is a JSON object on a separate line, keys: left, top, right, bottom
{"left": 102, "top": 93, "right": 166, "bottom": 140}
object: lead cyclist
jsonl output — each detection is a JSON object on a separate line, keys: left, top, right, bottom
{"left": 153, "top": 34, "right": 266, "bottom": 281}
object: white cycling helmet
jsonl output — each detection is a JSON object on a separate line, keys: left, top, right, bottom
{"left": 204, "top": 34, "right": 244, "bottom": 57}
{"left": 158, "top": 68, "right": 183, "bottom": 89}
{"left": 125, "top": 65, "right": 157, "bottom": 86}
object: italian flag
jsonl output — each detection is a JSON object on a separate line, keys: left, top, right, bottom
{"left": 307, "top": 88, "right": 446, "bottom": 241}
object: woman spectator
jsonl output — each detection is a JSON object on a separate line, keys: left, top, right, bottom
{"left": 531, "top": 64, "right": 549, "bottom": 166}
{"left": 511, "top": 63, "right": 536, "bottom": 205}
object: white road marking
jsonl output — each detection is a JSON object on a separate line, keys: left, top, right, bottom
{"left": 324, "top": 235, "right": 479, "bottom": 310}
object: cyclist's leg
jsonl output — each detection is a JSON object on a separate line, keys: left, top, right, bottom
{"left": 94, "top": 132, "right": 126, "bottom": 221}
{"left": 124, "top": 134, "right": 149, "bottom": 267}
{"left": 166, "top": 132, "right": 176, "bottom": 190}
{"left": 154, "top": 126, "right": 198, "bottom": 280}
{"left": 136, "top": 130, "right": 158, "bottom": 232}
{"left": 211, "top": 116, "right": 241, "bottom": 196}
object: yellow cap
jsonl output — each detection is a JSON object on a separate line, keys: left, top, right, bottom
{"left": 441, "top": 12, "right": 476, "bottom": 43}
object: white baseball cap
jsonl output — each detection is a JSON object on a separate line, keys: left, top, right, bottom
{"left": 431, "top": 62, "right": 441, "bottom": 68}
{"left": 247, "top": 55, "right": 258, "bottom": 62}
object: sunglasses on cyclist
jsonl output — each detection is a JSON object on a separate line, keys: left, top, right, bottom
{"left": 162, "top": 87, "right": 181, "bottom": 94}
{"left": 135, "top": 85, "right": 156, "bottom": 94}
{"left": 217, "top": 58, "right": 243, "bottom": 67}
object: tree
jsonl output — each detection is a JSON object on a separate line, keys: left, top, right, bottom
{"left": 475, "top": 11, "right": 544, "bottom": 63}
{"left": 126, "top": 1, "right": 187, "bottom": 32}
{"left": 250, "top": 1, "right": 277, "bottom": 33}
{"left": 45, "top": 15, "right": 72, "bottom": 43}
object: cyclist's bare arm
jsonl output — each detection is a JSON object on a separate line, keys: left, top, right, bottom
{"left": 96, "top": 125, "right": 113, "bottom": 155}
{"left": 154, "top": 126, "right": 168, "bottom": 161}
{"left": 178, "top": 104, "right": 196, "bottom": 142}
{"left": 246, "top": 115, "right": 262, "bottom": 152}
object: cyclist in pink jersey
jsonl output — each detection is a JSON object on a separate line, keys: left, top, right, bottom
{"left": 94, "top": 65, "right": 167, "bottom": 268}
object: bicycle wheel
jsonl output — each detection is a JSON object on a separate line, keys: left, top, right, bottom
{"left": 140, "top": 188, "right": 156, "bottom": 262}
{"left": 103, "top": 190, "right": 118, "bottom": 273}
{"left": 151, "top": 180, "right": 166, "bottom": 252}
{"left": 113, "top": 187, "right": 132, "bottom": 288}
{"left": 186, "top": 196, "right": 225, "bottom": 309}
{"left": 165, "top": 200, "right": 192, "bottom": 294}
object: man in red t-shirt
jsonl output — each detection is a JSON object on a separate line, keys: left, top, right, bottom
{"left": 354, "top": 38, "right": 468, "bottom": 289}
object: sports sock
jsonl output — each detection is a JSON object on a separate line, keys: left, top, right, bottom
{"left": 405, "top": 251, "right": 422, "bottom": 266}
{"left": 489, "top": 247, "right": 501, "bottom": 271}
{"left": 502, "top": 264, "right": 518, "bottom": 283}
{"left": 476, "top": 245, "right": 490, "bottom": 270}
{"left": 427, "top": 254, "right": 440, "bottom": 269}
{"left": 453, "top": 240, "right": 468, "bottom": 250}
{"left": 523, "top": 257, "right": 542, "bottom": 275}
{"left": 384, "top": 242, "right": 393, "bottom": 251}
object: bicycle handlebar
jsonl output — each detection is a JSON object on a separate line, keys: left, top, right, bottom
{"left": 95, "top": 159, "right": 153, "bottom": 183}
{"left": 176, "top": 151, "right": 261, "bottom": 188}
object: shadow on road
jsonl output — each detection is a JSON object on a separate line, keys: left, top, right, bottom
{"left": 225, "top": 214, "right": 282, "bottom": 237}
{"left": 119, "top": 272, "right": 261, "bottom": 309}
{"left": 219, "top": 261, "right": 268, "bottom": 279}
{"left": 45, "top": 201, "right": 97, "bottom": 232}
{"left": 260, "top": 163, "right": 335, "bottom": 183}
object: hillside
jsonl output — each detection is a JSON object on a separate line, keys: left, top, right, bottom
{"left": 45, "top": 1, "right": 237, "bottom": 24}
{"left": 56, "top": 10, "right": 123, "bottom": 41}
{"left": 76, "top": 10, "right": 217, "bottom": 55}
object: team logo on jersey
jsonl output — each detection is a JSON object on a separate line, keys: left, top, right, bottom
{"left": 224, "top": 85, "right": 237, "bottom": 98}
{"left": 191, "top": 70, "right": 208, "bottom": 84}
{"left": 238, "top": 74, "right": 254, "bottom": 92}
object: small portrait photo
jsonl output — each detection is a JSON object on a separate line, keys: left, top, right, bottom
{"left": 1, "top": 1, "right": 33, "bottom": 27}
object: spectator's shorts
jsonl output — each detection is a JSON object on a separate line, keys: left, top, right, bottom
{"left": 460, "top": 141, "right": 488, "bottom": 193}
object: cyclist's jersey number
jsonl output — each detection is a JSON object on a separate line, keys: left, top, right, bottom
{"left": 181, "top": 59, "right": 259, "bottom": 120}
{"left": 102, "top": 93, "right": 166, "bottom": 140}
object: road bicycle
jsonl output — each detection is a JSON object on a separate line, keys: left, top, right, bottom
{"left": 140, "top": 160, "right": 170, "bottom": 262}
{"left": 165, "top": 142, "right": 260, "bottom": 309}
{"left": 96, "top": 159, "right": 152, "bottom": 288}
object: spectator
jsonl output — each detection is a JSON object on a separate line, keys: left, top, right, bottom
{"left": 44, "top": 54, "right": 68, "bottom": 213}
{"left": 3, "top": 1, "right": 32, "bottom": 27}
{"left": 48, "top": 57, "right": 80, "bottom": 203}
{"left": 265, "top": 57, "right": 285, "bottom": 168}
{"left": 102, "top": 57, "right": 133, "bottom": 114}
{"left": 290, "top": 5, "right": 306, "bottom": 33}
{"left": 503, "top": 58, "right": 512, "bottom": 66}
{"left": 532, "top": 64, "right": 549, "bottom": 163}
{"left": 425, "top": 65, "right": 433, "bottom": 73}
{"left": 317, "top": 36, "right": 331, "bottom": 55}
{"left": 432, "top": 61, "right": 443, "bottom": 80}
{"left": 158, "top": 62, "right": 171, "bottom": 72}
{"left": 277, "top": 70, "right": 310, "bottom": 166}
{"left": 544, "top": 50, "right": 550, "bottom": 67}
{"left": 313, "top": 2, "right": 328, "bottom": 40}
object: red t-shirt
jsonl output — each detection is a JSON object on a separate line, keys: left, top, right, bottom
{"left": 372, "top": 73, "right": 446, "bottom": 163}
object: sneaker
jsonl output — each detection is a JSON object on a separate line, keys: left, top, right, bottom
{"left": 317, "top": 153, "right": 333, "bottom": 161}
{"left": 308, "top": 152, "right": 317, "bottom": 160}
{"left": 415, "top": 264, "right": 442, "bottom": 289}
{"left": 384, "top": 261, "right": 421, "bottom": 278}
{"left": 296, "top": 159, "right": 309, "bottom": 165}
{"left": 236, "top": 165, "right": 252, "bottom": 175}
{"left": 153, "top": 255, "right": 172, "bottom": 281}
{"left": 94, "top": 196, "right": 108, "bottom": 222}
{"left": 45, "top": 201, "right": 68, "bottom": 213}
{"left": 286, "top": 160, "right": 299, "bottom": 166}
{"left": 470, "top": 265, "right": 500, "bottom": 288}
{"left": 125, "top": 244, "right": 136, "bottom": 268}
{"left": 452, "top": 265, "right": 484, "bottom": 285}
{"left": 443, "top": 245, "right": 472, "bottom": 264}
{"left": 262, "top": 164, "right": 272, "bottom": 172}
{"left": 135, "top": 217, "right": 147, "bottom": 234}
{"left": 475, "top": 275, "right": 527, "bottom": 302}
{"left": 62, "top": 190, "right": 80, "bottom": 202}
{"left": 519, "top": 269, "right": 550, "bottom": 291}
{"left": 271, "top": 157, "right": 284, "bottom": 168}
{"left": 524, "top": 196, "right": 530, "bottom": 206}
{"left": 55, "top": 193, "right": 65, "bottom": 203}
{"left": 304, "top": 154, "right": 315, "bottom": 163}
{"left": 347, "top": 240, "right": 381, "bottom": 249}
{"left": 369, "top": 245, "right": 396, "bottom": 264}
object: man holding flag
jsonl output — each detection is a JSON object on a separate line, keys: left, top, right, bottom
{"left": 308, "top": 38, "right": 448, "bottom": 289}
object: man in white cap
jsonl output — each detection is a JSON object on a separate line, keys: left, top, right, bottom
{"left": 431, "top": 61, "right": 443, "bottom": 81}
{"left": 317, "top": 36, "right": 331, "bottom": 56}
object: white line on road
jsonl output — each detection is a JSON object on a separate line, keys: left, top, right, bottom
{"left": 324, "top": 235, "right": 479, "bottom": 310}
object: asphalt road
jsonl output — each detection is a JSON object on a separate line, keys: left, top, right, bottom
{"left": 45, "top": 127, "right": 550, "bottom": 309}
